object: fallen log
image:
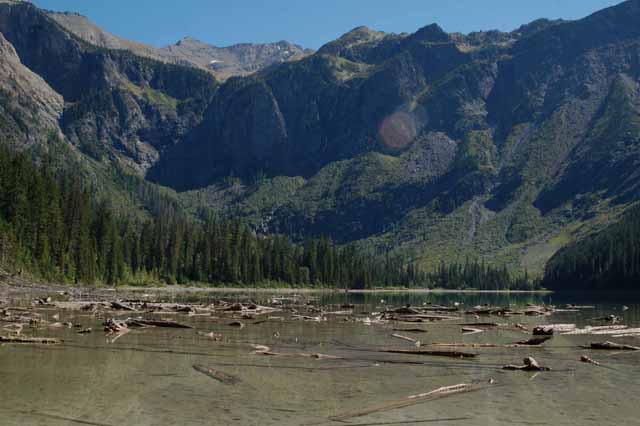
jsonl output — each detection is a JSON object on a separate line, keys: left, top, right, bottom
{"left": 583, "top": 341, "right": 640, "bottom": 351}
{"left": 254, "top": 350, "right": 341, "bottom": 360}
{"left": 503, "top": 357, "right": 550, "bottom": 372}
{"left": 515, "top": 336, "right": 552, "bottom": 346}
{"left": 103, "top": 318, "right": 128, "bottom": 333}
{"left": 432, "top": 342, "right": 544, "bottom": 349}
{"left": 110, "top": 301, "right": 136, "bottom": 311}
{"left": 563, "top": 325, "right": 627, "bottom": 335}
{"left": 0, "top": 336, "right": 62, "bottom": 344}
{"left": 127, "top": 319, "right": 192, "bottom": 329}
{"left": 590, "top": 315, "right": 621, "bottom": 324}
{"left": 193, "top": 364, "right": 241, "bottom": 385}
{"left": 391, "top": 333, "right": 421, "bottom": 346}
{"left": 329, "top": 383, "right": 488, "bottom": 422}
{"left": 379, "top": 348, "right": 477, "bottom": 358}
{"left": 580, "top": 355, "right": 601, "bottom": 366}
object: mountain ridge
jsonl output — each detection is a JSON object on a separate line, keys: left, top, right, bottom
{"left": 1, "top": 0, "right": 639, "bottom": 277}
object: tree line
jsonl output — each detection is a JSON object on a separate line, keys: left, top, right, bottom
{"left": 0, "top": 145, "right": 537, "bottom": 290}
{"left": 0, "top": 146, "right": 421, "bottom": 288}
{"left": 543, "top": 205, "right": 640, "bottom": 291}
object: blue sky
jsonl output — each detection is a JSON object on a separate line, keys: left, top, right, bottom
{"left": 33, "top": 0, "right": 623, "bottom": 49}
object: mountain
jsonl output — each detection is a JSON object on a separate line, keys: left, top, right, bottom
{"left": 543, "top": 204, "right": 640, "bottom": 292}
{"left": 1, "top": 0, "right": 640, "bottom": 278}
{"left": 47, "top": 11, "right": 313, "bottom": 80}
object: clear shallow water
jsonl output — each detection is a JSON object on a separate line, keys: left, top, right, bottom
{"left": 1, "top": 290, "right": 639, "bottom": 426}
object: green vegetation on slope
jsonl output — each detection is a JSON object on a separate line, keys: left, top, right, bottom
{"left": 543, "top": 203, "right": 640, "bottom": 291}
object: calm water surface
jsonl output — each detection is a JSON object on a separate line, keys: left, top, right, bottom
{"left": 1, "top": 290, "right": 639, "bottom": 426}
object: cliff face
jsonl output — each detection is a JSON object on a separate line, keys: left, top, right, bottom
{"left": 0, "top": 30, "right": 63, "bottom": 147}
{"left": 0, "top": 1, "right": 218, "bottom": 172}
{"left": 1, "top": 0, "right": 640, "bottom": 271}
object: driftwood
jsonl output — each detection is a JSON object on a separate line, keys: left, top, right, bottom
{"left": 580, "top": 355, "right": 601, "bottom": 366}
{"left": 458, "top": 322, "right": 500, "bottom": 328}
{"left": 563, "top": 325, "right": 628, "bottom": 335}
{"left": 127, "top": 319, "right": 192, "bottom": 329}
{"left": 379, "top": 348, "right": 477, "bottom": 358}
{"left": 583, "top": 341, "right": 640, "bottom": 351}
{"left": 329, "top": 383, "right": 488, "bottom": 422}
{"left": 0, "top": 335, "right": 61, "bottom": 344}
{"left": 590, "top": 315, "right": 621, "bottom": 324}
{"left": 532, "top": 324, "right": 577, "bottom": 335}
{"left": 391, "top": 333, "right": 421, "bottom": 346}
{"left": 103, "top": 319, "right": 128, "bottom": 333}
{"left": 515, "top": 336, "right": 552, "bottom": 346}
{"left": 392, "top": 328, "right": 428, "bottom": 333}
{"left": 432, "top": 342, "right": 544, "bottom": 349}
{"left": 503, "top": 357, "right": 550, "bottom": 371}
{"left": 111, "top": 301, "right": 135, "bottom": 311}
{"left": 254, "top": 350, "right": 341, "bottom": 360}
{"left": 193, "top": 364, "right": 241, "bottom": 385}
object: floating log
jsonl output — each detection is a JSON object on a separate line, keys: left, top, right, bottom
{"left": 502, "top": 357, "right": 550, "bottom": 371}
{"left": 111, "top": 301, "right": 135, "bottom": 311}
{"left": 391, "top": 333, "right": 421, "bottom": 346}
{"left": 103, "top": 318, "right": 128, "bottom": 333}
{"left": 193, "top": 364, "right": 241, "bottom": 385}
{"left": 329, "top": 383, "right": 487, "bottom": 422}
{"left": 0, "top": 336, "right": 61, "bottom": 344}
{"left": 563, "top": 325, "right": 627, "bottom": 335}
{"left": 432, "top": 342, "right": 544, "bottom": 349}
{"left": 583, "top": 341, "right": 640, "bottom": 351}
{"left": 379, "top": 348, "right": 477, "bottom": 358}
{"left": 590, "top": 315, "right": 621, "bottom": 324}
{"left": 462, "top": 327, "right": 484, "bottom": 335}
{"left": 515, "top": 336, "right": 552, "bottom": 346}
{"left": 580, "top": 355, "right": 601, "bottom": 366}
{"left": 127, "top": 319, "right": 192, "bottom": 329}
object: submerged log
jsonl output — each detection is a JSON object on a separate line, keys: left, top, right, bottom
{"left": 127, "top": 319, "right": 192, "bottom": 329}
{"left": 0, "top": 335, "right": 61, "bottom": 344}
{"left": 103, "top": 318, "right": 128, "bottom": 333}
{"left": 111, "top": 301, "right": 136, "bottom": 311}
{"left": 583, "top": 341, "right": 640, "bottom": 351}
{"left": 329, "top": 383, "right": 488, "bottom": 422}
{"left": 580, "top": 355, "right": 602, "bottom": 366}
{"left": 502, "top": 357, "right": 550, "bottom": 371}
{"left": 515, "top": 336, "right": 552, "bottom": 346}
{"left": 391, "top": 333, "right": 421, "bottom": 346}
{"left": 379, "top": 348, "right": 477, "bottom": 358}
{"left": 193, "top": 364, "right": 241, "bottom": 385}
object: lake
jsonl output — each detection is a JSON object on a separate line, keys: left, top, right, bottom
{"left": 1, "top": 289, "right": 639, "bottom": 426}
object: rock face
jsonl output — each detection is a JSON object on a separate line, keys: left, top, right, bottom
{"left": 1, "top": 0, "right": 640, "bottom": 270}
{"left": 48, "top": 11, "right": 313, "bottom": 80}
{"left": 0, "top": 30, "right": 63, "bottom": 146}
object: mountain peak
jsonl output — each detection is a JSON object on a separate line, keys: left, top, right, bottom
{"left": 410, "top": 23, "right": 449, "bottom": 43}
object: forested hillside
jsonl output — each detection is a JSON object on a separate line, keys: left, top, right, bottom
{"left": 0, "top": 145, "right": 418, "bottom": 288}
{"left": 543, "top": 204, "right": 640, "bottom": 291}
